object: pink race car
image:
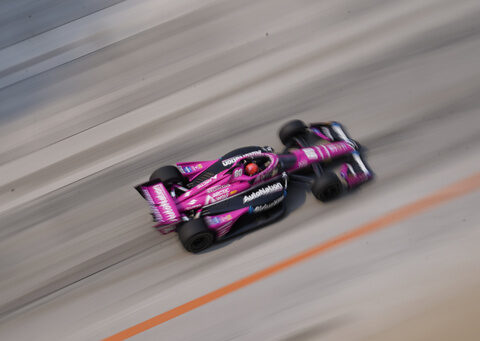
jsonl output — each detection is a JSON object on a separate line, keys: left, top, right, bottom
{"left": 135, "top": 120, "right": 372, "bottom": 253}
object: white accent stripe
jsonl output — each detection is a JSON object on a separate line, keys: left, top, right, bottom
{"left": 321, "top": 144, "right": 331, "bottom": 159}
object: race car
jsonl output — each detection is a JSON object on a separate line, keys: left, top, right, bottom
{"left": 135, "top": 120, "right": 372, "bottom": 253}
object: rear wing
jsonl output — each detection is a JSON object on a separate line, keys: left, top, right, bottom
{"left": 135, "top": 181, "right": 181, "bottom": 225}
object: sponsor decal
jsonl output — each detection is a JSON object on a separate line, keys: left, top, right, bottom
{"left": 314, "top": 145, "right": 324, "bottom": 159}
{"left": 303, "top": 148, "right": 318, "bottom": 161}
{"left": 243, "top": 182, "right": 283, "bottom": 203}
{"left": 207, "top": 184, "right": 228, "bottom": 193}
{"left": 230, "top": 190, "right": 238, "bottom": 195}
{"left": 320, "top": 145, "right": 331, "bottom": 158}
{"left": 234, "top": 168, "right": 243, "bottom": 177}
{"left": 205, "top": 195, "right": 215, "bottom": 205}
{"left": 206, "top": 214, "right": 232, "bottom": 226}
{"left": 205, "top": 188, "right": 230, "bottom": 205}
{"left": 151, "top": 185, "right": 178, "bottom": 222}
{"left": 298, "top": 159, "right": 308, "bottom": 168}
{"left": 326, "top": 142, "right": 351, "bottom": 155}
{"left": 197, "top": 174, "right": 218, "bottom": 189}
{"left": 180, "top": 163, "right": 205, "bottom": 174}
{"left": 221, "top": 150, "right": 262, "bottom": 167}
{"left": 212, "top": 188, "right": 230, "bottom": 197}
{"left": 327, "top": 144, "right": 339, "bottom": 153}
{"left": 252, "top": 196, "right": 284, "bottom": 213}
{"left": 206, "top": 211, "right": 245, "bottom": 237}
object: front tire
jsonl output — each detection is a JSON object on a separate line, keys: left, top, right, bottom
{"left": 279, "top": 120, "right": 307, "bottom": 146}
{"left": 311, "top": 172, "right": 344, "bottom": 202}
{"left": 177, "top": 219, "right": 215, "bottom": 253}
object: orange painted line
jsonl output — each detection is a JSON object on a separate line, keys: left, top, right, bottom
{"left": 104, "top": 172, "right": 480, "bottom": 341}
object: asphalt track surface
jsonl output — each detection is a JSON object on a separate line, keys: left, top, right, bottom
{"left": 1, "top": 1, "right": 480, "bottom": 340}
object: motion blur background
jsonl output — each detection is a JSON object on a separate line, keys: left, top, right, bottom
{"left": 1, "top": 0, "right": 480, "bottom": 340}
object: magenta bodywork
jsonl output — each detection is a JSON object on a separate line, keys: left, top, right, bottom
{"left": 140, "top": 182, "right": 181, "bottom": 226}
{"left": 176, "top": 160, "right": 218, "bottom": 181}
{"left": 288, "top": 141, "right": 355, "bottom": 170}
{"left": 204, "top": 207, "right": 250, "bottom": 238}
{"left": 175, "top": 173, "right": 251, "bottom": 212}
{"left": 143, "top": 153, "right": 282, "bottom": 237}
{"left": 139, "top": 142, "right": 359, "bottom": 238}
{"left": 339, "top": 163, "right": 373, "bottom": 188}
{"left": 135, "top": 120, "right": 373, "bottom": 250}
{"left": 176, "top": 153, "right": 281, "bottom": 208}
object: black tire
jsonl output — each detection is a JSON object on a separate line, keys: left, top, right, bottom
{"left": 311, "top": 172, "right": 344, "bottom": 202}
{"left": 177, "top": 219, "right": 215, "bottom": 253}
{"left": 149, "top": 165, "right": 185, "bottom": 184}
{"left": 279, "top": 120, "right": 307, "bottom": 146}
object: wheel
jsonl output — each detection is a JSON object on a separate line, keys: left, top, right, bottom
{"left": 149, "top": 165, "right": 185, "bottom": 185}
{"left": 311, "top": 172, "right": 344, "bottom": 202}
{"left": 278, "top": 119, "right": 307, "bottom": 146}
{"left": 177, "top": 219, "right": 215, "bottom": 253}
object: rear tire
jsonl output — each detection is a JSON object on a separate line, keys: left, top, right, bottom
{"left": 150, "top": 165, "right": 185, "bottom": 185}
{"left": 312, "top": 172, "right": 344, "bottom": 202}
{"left": 279, "top": 120, "right": 307, "bottom": 146}
{"left": 177, "top": 219, "right": 215, "bottom": 253}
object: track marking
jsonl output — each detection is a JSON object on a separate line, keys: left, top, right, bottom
{"left": 104, "top": 172, "right": 480, "bottom": 340}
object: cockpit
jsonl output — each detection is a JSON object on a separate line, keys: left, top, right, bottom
{"left": 231, "top": 154, "right": 278, "bottom": 182}
{"left": 240, "top": 155, "right": 272, "bottom": 176}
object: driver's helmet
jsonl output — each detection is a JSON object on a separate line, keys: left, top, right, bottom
{"left": 245, "top": 163, "right": 259, "bottom": 176}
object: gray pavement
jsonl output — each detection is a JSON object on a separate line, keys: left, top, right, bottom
{"left": 0, "top": 0, "right": 479, "bottom": 340}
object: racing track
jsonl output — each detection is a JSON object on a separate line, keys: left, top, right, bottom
{"left": 1, "top": 1, "right": 480, "bottom": 340}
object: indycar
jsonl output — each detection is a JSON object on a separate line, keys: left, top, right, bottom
{"left": 135, "top": 120, "right": 372, "bottom": 253}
